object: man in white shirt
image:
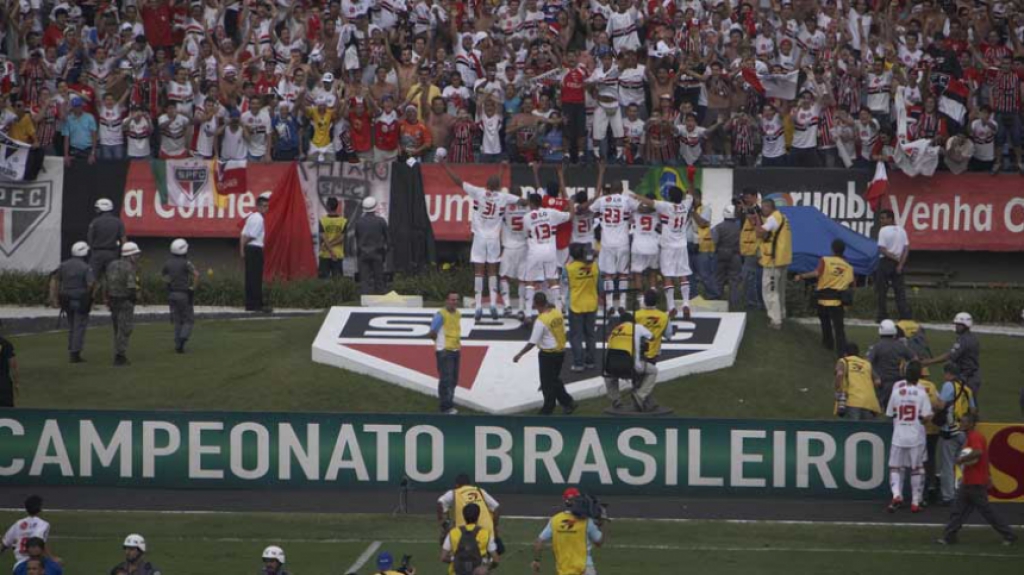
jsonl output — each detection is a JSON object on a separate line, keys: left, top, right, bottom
{"left": 240, "top": 192, "right": 270, "bottom": 312}
{"left": 242, "top": 97, "right": 272, "bottom": 162}
{"left": 1, "top": 495, "right": 49, "bottom": 567}
{"left": 875, "top": 209, "right": 912, "bottom": 322}
{"left": 441, "top": 162, "right": 522, "bottom": 321}
{"left": 789, "top": 91, "right": 821, "bottom": 167}
{"left": 885, "top": 361, "right": 933, "bottom": 513}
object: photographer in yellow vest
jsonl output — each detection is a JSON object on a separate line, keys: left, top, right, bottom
{"left": 795, "top": 239, "right": 854, "bottom": 357}
{"left": 532, "top": 488, "right": 604, "bottom": 575}
{"left": 754, "top": 199, "right": 792, "bottom": 329}
{"left": 318, "top": 198, "right": 348, "bottom": 279}
{"left": 602, "top": 291, "right": 667, "bottom": 412}
{"left": 440, "top": 503, "right": 498, "bottom": 575}
{"left": 833, "top": 343, "right": 882, "bottom": 420}
{"left": 437, "top": 473, "right": 501, "bottom": 550}
{"left": 429, "top": 292, "right": 463, "bottom": 414}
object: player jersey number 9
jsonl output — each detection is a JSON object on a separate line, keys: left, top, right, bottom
{"left": 639, "top": 216, "right": 654, "bottom": 232}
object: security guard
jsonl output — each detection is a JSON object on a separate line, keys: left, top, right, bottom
{"left": 796, "top": 239, "right": 854, "bottom": 356}
{"left": 603, "top": 297, "right": 659, "bottom": 412}
{"left": 162, "top": 239, "right": 199, "bottom": 354}
{"left": 532, "top": 488, "right": 604, "bottom": 575}
{"left": 754, "top": 199, "right": 792, "bottom": 329}
{"left": 867, "top": 319, "right": 917, "bottom": 406}
{"left": 738, "top": 189, "right": 761, "bottom": 310}
{"left": 49, "top": 241, "right": 96, "bottom": 363}
{"left": 514, "top": 293, "right": 576, "bottom": 415}
{"left": 111, "top": 534, "right": 161, "bottom": 575}
{"left": 353, "top": 196, "right": 390, "bottom": 295}
{"left": 924, "top": 312, "right": 982, "bottom": 395}
{"left": 260, "top": 546, "right": 290, "bottom": 575}
{"left": 106, "top": 242, "right": 142, "bottom": 366}
{"left": 87, "top": 198, "right": 126, "bottom": 282}
{"left": 833, "top": 343, "right": 882, "bottom": 420}
{"left": 712, "top": 204, "right": 742, "bottom": 310}
{"left": 429, "top": 292, "right": 463, "bottom": 414}
{"left": 318, "top": 197, "right": 348, "bottom": 279}
{"left": 437, "top": 473, "right": 501, "bottom": 542}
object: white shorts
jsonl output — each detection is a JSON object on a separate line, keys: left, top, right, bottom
{"left": 556, "top": 248, "right": 569, "bottom": 267}
{"left": 471, "top": 236, "right": 502, "bottom": 264}
{"left": 598, "top": 245, "right": 630, "bottom": 275}
{"left": 500, "top": 246, "right": 526, "bottom": 279}
{"left": 524, "top": 258, "right": 559, "bottom": 282}
{"left": 309, "top": 142, "right": 335, "bottom": 157}
{"left": 889, "top": 444, "right": 927, "bottom": 469}
{"left": 659, "top": 246, "right": 691, "bottom": 278}
{"left": 593, "top": 103, "right": 624, "bottom": 139}
{"left": 630, "top": 252, "right": 659, "bottom": 273}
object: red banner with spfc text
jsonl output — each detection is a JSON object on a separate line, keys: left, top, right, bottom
{"left": 121, "top": 161, "right": 291, "bottom": 237}
{"left": 420, "top": 164, "right": 510, "bottom": 241}
{"left": 978, "top": 423, "right": 1024, "bottom": 502}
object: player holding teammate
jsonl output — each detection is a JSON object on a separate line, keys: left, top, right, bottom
{"left": 500, "top": 187, "right": 531, "bottom": 319}
{"left": 523, "top": 193, "right": 572, "bottom": 320}
{"left": 886, "top": 360, "right": 934, "bottom": 513}
{"left": 587, "top": 163, "right": 640, "bottom": 315}
{"left": 637, "top": 186, "right": 697, "bottom": 318}
{"left": 630, "top": 202, "right": 661, "bottom": 306}
{"left": 441, "top": 161, "right": 522, "bottom": 321}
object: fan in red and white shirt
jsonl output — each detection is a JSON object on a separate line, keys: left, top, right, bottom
{"left": 789, "top": 91, "right": 822, "bottom": 166}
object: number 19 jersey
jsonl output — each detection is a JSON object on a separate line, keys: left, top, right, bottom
{"left": 886, "top": 381, "right": 932, "bottom": 447}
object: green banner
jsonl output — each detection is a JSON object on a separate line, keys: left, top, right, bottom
{"left": 0, "top": 410, "right": 891, "bottom": 498}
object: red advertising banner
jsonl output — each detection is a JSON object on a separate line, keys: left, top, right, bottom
{"left": 878, "top": 173, "right": 1024, "bottom": 251}
{"left": 420, "top": 164, "right": 509, "bottom": 241}
{"left": 122, "top": 161, "right": 291, "bottom": 237}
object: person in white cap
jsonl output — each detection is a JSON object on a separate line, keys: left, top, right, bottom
{"left": 111, "top": 534, "right": 161, "bottom": 575}
{"left": 49, "top": 242, "right": 96, "bottom": 363}
{"left": 867, "top": 319, "right": 918, "bottom": 406}
{"left": 241, "top": 193, "right": 271, "bottom": 312}
{"left": 353, "top": 196, "right": 389, "bottom": 295}
{"left": 162, "top": 239, "right": 199, "bottom": 354}
{"left": 105, "top": 242, "right": 142, "bottom": 366}
{"left": 261, "top": 545, "right": 289, "bottom": 575}
{"left": 924, "top": 312, "right": 982, "bottom": 395}
{"left": 712, "top": 203, "right": 743, "bottom": 310}
{"left": 87, "top": 198, "right": 126, "bottom": 282}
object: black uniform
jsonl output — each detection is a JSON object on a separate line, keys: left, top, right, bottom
{"left": 111, "top": 560, "right": 161, "bottom": 575}
{"left": 0, "top": 336, "right": 15, "bottom": 407}
{"left": 162, "top": 255, "right": 197, "bottom": 352}
{"left": 56, "top": 256, "right": 95, "bottom": 357}
{"left": 87, "top": 212, "right": 125, "bottom": 279}
{"left": 948, "top": 331, "right": 982, "bottom": 394}
{"left": 712, "top": 218, "right": 742, "bottom": 310}
{"left": 867, "top": 337, "right": 916, "bottom": 406}
{"left": 354, "top": 213, "right": 389, "bottom": 295}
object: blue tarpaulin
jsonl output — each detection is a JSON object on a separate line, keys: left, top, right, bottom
{"left": 779, "top": 206, "right": 879, "bottom": 276}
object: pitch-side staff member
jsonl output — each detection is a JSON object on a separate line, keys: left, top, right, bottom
{"left": 513, "top": 293, "right": 576, "bottom": 415}
{"left": 754, "top": 199, "right": 792, "bottom": 330}
{"left": 241, "top": 192, "right": 271, "bottom": 313}
{"left": 795, "top": 239, "right": 854, "bottom": 356}
{"left": 532, "top": 488, "right": 604, "bottom": 575}
{"left": 429, "top": 292, "right": 462, "bottom": 415}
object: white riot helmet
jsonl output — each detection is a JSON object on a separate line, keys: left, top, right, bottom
{"left": 878, "top": 319, "right": 897, "bottom": 337}
{"left": 123, "top": 534, "right": 146, "bottom": 552}
{"left": 71, "top": 242, "right": 90, "bottom": 258}
{"left": 262, "top": 545, "right": 285, "bottom": 564}
{"left": 723, "top": 205, "right": 736, "bottom": 219}
{"left": 362, "top": 197, "right": 378, "bottom": 212}
{"left": 170, "top": 238, "right": 189, "bottom": 256}
{"left": 953, "top": 312, "right": 973, "bottom": 328}
{"left": 95, "top": 198, "right": 114, "bottom": 212}
{"left": 121, "top": 242, "right": 142, "bottom": 257}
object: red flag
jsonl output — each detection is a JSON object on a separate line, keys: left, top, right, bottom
{"left": 741, "top": 68, "right": 765, "bottom": 95}
{"left": 865, "top": 161, "right": 889, "bottom": 210}
{"left": 263, "top": 164, "right": 317, "bottom": 282}
{"left": 216, "top": 160, "right": 248, "bottom": 197}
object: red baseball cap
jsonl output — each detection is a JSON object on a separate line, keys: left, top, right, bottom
{"left": 563, "top": 487, "right": 581, "bottom": 500}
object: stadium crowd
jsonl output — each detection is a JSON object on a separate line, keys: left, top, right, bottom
{"left": 0, "top": 0, "right": 1021, "bottom": 172}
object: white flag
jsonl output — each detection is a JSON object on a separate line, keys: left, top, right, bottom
{"left": 760, "top": 70, "right": 800, "bottom": 100}
{"left": 0, "top": 132, "right": 31, "bottom": 181}
{"left": 0, "top": 157, "right": 64, "bottom": 271}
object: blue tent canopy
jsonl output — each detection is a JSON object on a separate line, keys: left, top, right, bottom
{"left": 779, "top": 206, "right": 879, "bottom": 276}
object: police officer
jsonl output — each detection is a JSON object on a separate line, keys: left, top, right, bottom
{"left": 353, "top": 197, "right": 389, "bottom": 295}
{"left": 532, "top": 488, "right": 604, "bottom": 575}
{"left": 87, "top": 198, "right": 126, "bottom": 283}
{"left": 437, "top": 473, "right": 502, "bottom": 549}
{"left": 603, "top": 298, "right": 659, "bottom": 412}
{"left": 162, "top": 239, "right": 199, "bottom": 354}
{"left": 867, "top": 319, "right": 917, "bottom": 407}
{"left": 319, "top": 197, "right": 348, "bottom": 279}
{"left": 514, "top": 293, "right": 576, "bottom": 415}
{"left": 260, "top": 546, "right": 290, "bottom": 575}
{"left": 106, "top": 242, "right": 141, "bottom": 366}
{"left": 924, "top": 313, "right": 982, "bottom": 396}
{"left": 49, "top": 241, "right": 96, "bottom": 363}
{"left": 112, "top": 534, "right": 161, "bottom": 575}
{"left": 795, "top": 239, "right": 854, "bottom": 357}
{"left": 712, "top": 204, "right": 742, "bottom": 310}
{"left": 241, "top": 193, "right": 271, "bottom": 312}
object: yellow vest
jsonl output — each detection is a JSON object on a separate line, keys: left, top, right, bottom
{"left": 919, "top": 379, "right": 941, "bottom": 435}
{"left": 758, "top": 211, "right": 792, "bottom": 268}
{"left": 452, "top": 486, "right": 494, "bottom": 531}
{"left": 607, "top": 322, "right": 635, "bottom": 355}
{"left": 539, "top": 309, "right": 567, "bottom": 352}
{"left": 319, "top": 214, "right": 348, "bottom": 259}
{"left": 550, "top": 511, "right": 588, "bottom": 575}
{"left": 635, "top": 309, "right": 669, "bottom": 358}
{"left": 446, "top": 523, "right": 492, "bottom": 575}
{"left": 697, "top": 224, "right": 714, "bottom": 253}
{"left": 437, "top": 308, "right": 462, "bottom": 351}
{"left": 815, "top": 256, "right": 853, "bottom": 307}
{"left": 566, "top": 261, "right": 599, "bottom": 314}
{"left": 840, "top": 356, "right": 881, "bottom": 414}
{"left": 944, "top": 379, "right": 975, "bottom": 432}
{"left": 740, "top": 218, "right": 758, "bottom": 256}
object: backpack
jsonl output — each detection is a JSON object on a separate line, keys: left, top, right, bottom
{"left": 453, "top": 526, "right": 483, "bottom": 575}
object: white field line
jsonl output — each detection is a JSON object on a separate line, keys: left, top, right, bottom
{"left": 344, "top": 541, "right": 381, "bottom": 574}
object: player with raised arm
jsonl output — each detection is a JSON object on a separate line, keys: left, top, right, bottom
{"left": 635, "top": 185, "right": 698, "bottom": 319}
{"left": 587, "top": 163, "right": 640, "bottom": 316}
{"left": 885, "top": 360, "right": 934, "bottom": 514}
{"left": 500, "top": 185, "right": 531, "bottom": 320}
{"left": 523, "top": 193, "right": 572, "bottom": 321}
{"left": 441, "top": 160, "right": 522, "bottom": 321}
{"left": 570, "top": 162, "right": 600, "bottom": 255}
{"left": 630, "top": 199, "right": 661, "bottom": 306}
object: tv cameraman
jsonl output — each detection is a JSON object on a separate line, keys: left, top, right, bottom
{"left": 374, "top": 551, "right": 416, "bottom": 575}
{"left": 532, "top": 488, "right": 604, "bottom": 575}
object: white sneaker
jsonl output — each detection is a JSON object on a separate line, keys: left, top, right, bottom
{"left": 444, "top": 408, "right": 459, "bottom": 415}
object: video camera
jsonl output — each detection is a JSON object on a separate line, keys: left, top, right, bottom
{"left": 398, "top": 555, "right": 413, "bottom": 574}
{"left": 568, "top": 492, "right": 609, "bottom": 523}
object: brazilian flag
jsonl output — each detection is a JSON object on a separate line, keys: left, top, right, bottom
{"left": 635, "top": 166, "right": 702, "bottom": 200}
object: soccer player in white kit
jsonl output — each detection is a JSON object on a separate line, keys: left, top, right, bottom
{"left": 441, "top": 161, "right": 522, "bottom": 320}
{"left": 587, "top": 163, "right": 639, "bottom": 314}
{"left": 885, "top": 361, "right": 933, "bottom": 513}
{"left": 1, "top": 495, "right": 49, "bottom": 565}
{"left": 637, "top": 186, "right": 695, "bottom": 318}
{"left": 630, "top": 204, "right": 661, "bottom": 305}
{"left": 500, "top": 189, "right": 531, "bottom": 319}
{"left": 523, "top": 193, "right": 571, "bottom": 319}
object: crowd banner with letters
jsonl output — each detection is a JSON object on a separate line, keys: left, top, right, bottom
{"left": 0, "top": 157, "right": 64, "bottom": 271}
{"left": 0, "top": 133, "right": 31, "bottom": 181}
{"left": 420, "top": 164, "right": 508, "bottom": 241}
{"left": 1, "top": 410, "right": 1017, "bottom": 501}
{"left": 978, "top": 423, "right": 1024, "bottom": 502}
{"left": 299, "top": 161, "right": 392, "bottom": 251}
